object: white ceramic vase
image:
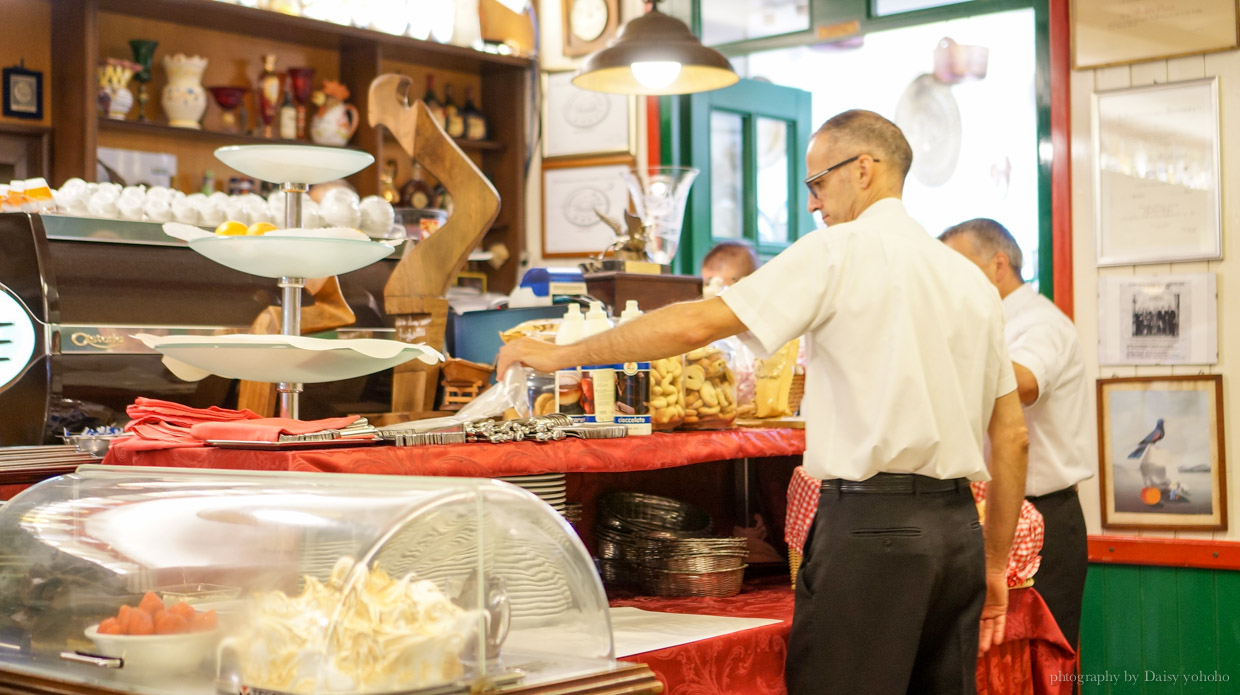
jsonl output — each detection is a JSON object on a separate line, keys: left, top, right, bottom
{"left": 161, "top": 54, "right": 209, "bottom": 129}
{"left": 104, "top": 87, "right": 134, "bottom": 120}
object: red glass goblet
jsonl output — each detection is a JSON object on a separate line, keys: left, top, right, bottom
{"left": 208, "top": 86, "right": 250, "bottom": 134}
{"left": 287, "top": 67, "right": 315, "bottom": 140}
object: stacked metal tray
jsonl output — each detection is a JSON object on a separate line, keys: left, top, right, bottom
{"left": 595, "top": 492, "right": 747, "bottom": 598}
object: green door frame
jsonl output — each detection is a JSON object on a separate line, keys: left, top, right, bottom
{"left": 664, "top": 79, "right": 813, "bottom": 275}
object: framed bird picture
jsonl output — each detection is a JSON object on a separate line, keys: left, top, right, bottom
{"left": 1097, "top": 375, "right": 1227, "bottom": 531}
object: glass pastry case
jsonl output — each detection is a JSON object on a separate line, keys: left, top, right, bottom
{"left": 0, "top": 466, "right": 634, "bottom": 694}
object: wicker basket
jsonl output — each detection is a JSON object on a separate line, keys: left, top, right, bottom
{"left": 788, "top": 548, "right": 802, "bottom": 591}
{"left": 597, "top": 492, "right": 712, "bottom": 536}
{"left": 788, "top": 373, "right": 806, "bottom": 416}
{"left": 640, "top": 565, "right": 747, "bottom": 598}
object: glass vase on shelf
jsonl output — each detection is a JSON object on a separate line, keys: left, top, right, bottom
{"left": 257, "top": 54, "right": 281, "bottom": 138}
{"left": 128, "top": 39, "right": 158, "bottom": 122}
{"left": 208, "top": 86, "right": 250, "bottom": 133}
{"left": 287, "top": 67, "right": 315, "bottom": 140}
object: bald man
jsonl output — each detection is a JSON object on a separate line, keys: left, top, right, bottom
{"left": 499, "top": 110, "right": 1027, "bottom": 694}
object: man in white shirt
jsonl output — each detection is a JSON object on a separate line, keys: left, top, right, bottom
{"left": 498, "top": 110, "right": 1028, "bottom": 695}
{"left": 941, "top": 218, "right": 1092, "bottom": 648}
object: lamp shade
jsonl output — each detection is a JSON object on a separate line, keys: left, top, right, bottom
{"left": 572, "top": 10, "right": 739, "bottom": 96}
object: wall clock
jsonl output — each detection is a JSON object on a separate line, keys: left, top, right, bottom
{"left": 562, "top": 0, "right": 620, "bottom": 57}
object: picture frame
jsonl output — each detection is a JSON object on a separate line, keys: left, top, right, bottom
{"left": 2, "top": 63, "right": 43, "bottom": 120}
{"left": 541, "top": 154, "right": 634, "bottom": 258}
{"left": 1093, "top": 78, "right": 1222, "bottom": 266}
{"left": 1097, "top": 375, "right": 1227, "bottom": 531}
{"left": 1072, "top": 0, "right": 1240, "bottom": 69}
{"left": 542, "top": 70, "right": 636, "bottom": 159}
{"left": 1097, "top": 273, "right": 1218, "bottom": 366}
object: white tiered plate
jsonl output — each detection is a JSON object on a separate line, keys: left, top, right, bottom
{"left": 134, "top": 334, "right": 442, "bottom": 384}
{"left": 187, "top": 234, "right": 393, "bottom": 278}
{"left": 214, "top": 145, "right": 375, "bottom": 184}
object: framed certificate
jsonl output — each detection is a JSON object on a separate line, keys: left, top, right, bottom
{"left": 541, "top": 155, "right": 634, "bottom": 258}
{"left": 1072, "top": 0, "right": 1240, "bottom": 69}
{"left": 542, "top": 70, "right": 636, "bottom": 159}
{"left": 1093, "top": 78, "right": 1222, "bottom": 266}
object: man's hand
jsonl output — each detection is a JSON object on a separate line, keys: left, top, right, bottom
{"left": 977, "top": 570, "right": 1009, "bottom": 655}
{"left": 497, "top": 337, "right": 565, "bottom": 376}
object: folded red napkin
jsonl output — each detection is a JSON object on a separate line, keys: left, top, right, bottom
{"left": 126, "top": 397, "right": 260, "bottom": 429}
{"left": 190, "top": 416, "right": 361, "bottom": 443}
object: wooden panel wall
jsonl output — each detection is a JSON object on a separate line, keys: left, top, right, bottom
{"left": 1080, "top": 564, "right": 1240, "bottom": 693}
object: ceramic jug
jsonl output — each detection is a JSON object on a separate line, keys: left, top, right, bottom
{"left": 162, "top": 54, "right": 209, "bottom": 129}
{"left": 310, "top": 98, "right": 359, "bottom": 146}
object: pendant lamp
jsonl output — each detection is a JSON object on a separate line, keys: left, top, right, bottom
{"left": 572, "top": 4, "right": 738, "bottom": 95}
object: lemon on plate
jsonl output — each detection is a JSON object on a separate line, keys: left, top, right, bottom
{"left": 214, "top": 220, "right": 248, "bottom": 236}
{"left": 246, "top": 222, "right": 278, "bottom": 236}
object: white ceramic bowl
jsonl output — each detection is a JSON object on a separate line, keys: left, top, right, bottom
{"left": 85, "top": 624, "right": 222, "bottom": 674}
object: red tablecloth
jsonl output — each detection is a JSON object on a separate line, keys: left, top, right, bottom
{"left": 612, "top": 578, "right": 1075, "bottom": 695}
{"left": 101, "top": 428, "right": 806, "bottom": 477}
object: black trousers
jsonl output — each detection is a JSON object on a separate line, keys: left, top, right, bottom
{"left": 786, "top": 482, "right": 986, "bottom": 695}
{"left": 1026, "top": 486, "right": 1088, "bottom": 647}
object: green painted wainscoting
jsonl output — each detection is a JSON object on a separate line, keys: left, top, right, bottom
{"left": 1079, "top": 564, "right": 1240, "bottom": 693}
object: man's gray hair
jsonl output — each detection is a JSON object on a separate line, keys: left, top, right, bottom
{"left": 939, "top": 218, "right": 1024, "bottom": 281}
{"left": 815, "top": 110, "right": 914, "bottom": 180}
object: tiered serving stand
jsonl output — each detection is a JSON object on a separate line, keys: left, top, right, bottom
{"left": 144, "top": 144, "right": 440, "bottom": 419}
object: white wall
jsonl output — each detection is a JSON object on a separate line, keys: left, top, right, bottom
{"left": 524, "top": 0, "right": 649, "bottom": 268}
{"left": 1071, "top": 50, "right": 1239, "bottom": 541}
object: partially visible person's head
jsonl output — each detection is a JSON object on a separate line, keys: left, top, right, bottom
{"left": 701, "top": 240, "right": 759, "bottom": 293}
{"left": 938, "top": 218, "right": 1024, "bottom": 295}
{"left": 805, "top": 110, "right": 913, "bottom": 226}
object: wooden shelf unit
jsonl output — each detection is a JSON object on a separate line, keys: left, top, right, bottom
{"left": 52, "top": 0, "right": 530, "bottom": 293}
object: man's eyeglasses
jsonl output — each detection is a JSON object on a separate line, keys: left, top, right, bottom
{"left": 804, "top": 155, "right": 879, "bottom": 198}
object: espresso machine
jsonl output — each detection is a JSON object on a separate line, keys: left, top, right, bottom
{"left": 0, "top": 213, "right": 398, "bottom": 445}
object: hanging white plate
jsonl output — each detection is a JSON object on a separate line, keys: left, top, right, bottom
{"left": 186, "top": 234, "right": 392, "bottom": 278}
{"left": 134, "top": 333, "right": 442, "bottom": 384}
{"left": 214, "top": 145, "right": 375, "bottom": 185}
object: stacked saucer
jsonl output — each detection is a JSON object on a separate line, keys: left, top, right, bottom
{"left": 497, "top": 474, "right": 567, "bottom": 515}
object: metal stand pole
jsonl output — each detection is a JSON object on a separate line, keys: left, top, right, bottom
{"left": 277, "top": 181, "right": 308, "bottom": 420}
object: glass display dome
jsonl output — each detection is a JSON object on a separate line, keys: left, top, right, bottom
{"left": 0, "top": 466, "right": 614, "bottom": 694}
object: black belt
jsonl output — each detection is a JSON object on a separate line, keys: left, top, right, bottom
{"left": 1026, "top": 485, "right": 1079, "bottom": 503}
{"left": 821, "top": 473, "right": 967, "bottom": 495}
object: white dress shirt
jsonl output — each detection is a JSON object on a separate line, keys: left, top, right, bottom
{"left": 1002, "top": 283, "right": 1094, "bottom": 496}
{"left": 722, "top": 198, "right": 1017, "bottom": 481}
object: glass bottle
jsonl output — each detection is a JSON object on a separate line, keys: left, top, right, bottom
{"left": 443, "top": 84, "right": 465, "bottom": 139}
{"left": 278, "top": 82, "right": 297, "bottom": 140}
{"left": 400, "top": 162, "right": 435, "bottom": 209}
{"left": 257, "top": 54, "right": 281, "bottom": 138}
{"left": 462, "top": 87, "right": 487, "bottom": 141}
{"left": 380, "top": 159, "right": 399, "bottom": 204}
{"left": 422, "top": 74, "right": 445, "bottom": 127}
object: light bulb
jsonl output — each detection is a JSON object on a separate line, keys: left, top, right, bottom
{"left": 631, "top": 61, "right": 682, "bottom": 90}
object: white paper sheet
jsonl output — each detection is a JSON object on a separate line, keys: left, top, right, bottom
{"left": 609, "top": 606, "right": 782, "bottom": 658}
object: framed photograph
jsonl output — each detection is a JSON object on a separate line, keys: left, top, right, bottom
{"left": 1097, "top": 375, "right": 1227, "bottom": 531}
{"left": 541, "top": 154, "right": 633, "bottom": 258}
{"left": 1094, "top": 78, "right": 1222, "bottom": 266}
{"left": 1072, "top": 0, "right": 1240, "bottom": 69}
{"left": 542, "top": 70, "right": 635, "bottom": 159}
{"left": 1098, "top": 273, "right": 1218, "bottom": 366}
{"left": 2, "top": 63, "right": 42, "bottom": 120}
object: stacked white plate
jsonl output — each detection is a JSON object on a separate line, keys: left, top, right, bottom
{"left": 497, "top": 474, "right": 568, "bottom": 515}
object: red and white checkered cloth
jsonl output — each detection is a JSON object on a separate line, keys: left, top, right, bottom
{"left": 784, "top": 468, "right": 1044, "bottom": 588}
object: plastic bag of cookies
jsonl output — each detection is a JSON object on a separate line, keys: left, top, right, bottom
{"left": 678, "top": 340, "right": 739, "bottom": 430}
{"left": 649, "top": 355, "right": 686, "bottom": 430}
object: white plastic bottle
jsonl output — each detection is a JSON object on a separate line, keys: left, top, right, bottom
{"left": 553, "top": 303, "right": 586, "bottom": 417}
{"left": 579, "top": 301, "right": 616, "bottom": 424}
{"left": 555, "top": 303, "right": 585, "bottom": 345}
{"left": 618, "top": 299, "right": 642, "bottom": 324}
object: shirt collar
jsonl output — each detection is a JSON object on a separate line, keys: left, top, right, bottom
{"left": 855, "top": 197, "right": 907, "bottom": 222}
{"left": 1002, "top": 283, "right": 1036, "bottom": 312}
